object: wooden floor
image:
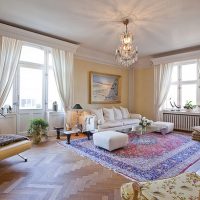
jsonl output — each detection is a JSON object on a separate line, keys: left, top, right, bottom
{"left": 0, "top": 135, "right": 129, "bottom": 200}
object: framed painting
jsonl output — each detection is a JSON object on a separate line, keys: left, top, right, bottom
{"left": 89, "top": 71, "right": 121, "bottom": 104}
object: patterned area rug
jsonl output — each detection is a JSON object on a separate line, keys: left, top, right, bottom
{"left": 60, "top": 132, "right": 200, "bottom": 181}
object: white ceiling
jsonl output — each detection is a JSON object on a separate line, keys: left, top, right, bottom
{"left": 0, "top": 0, "right": 200, "bottom": 57}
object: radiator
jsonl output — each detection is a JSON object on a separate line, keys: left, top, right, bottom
{"left": 163, "top": 112, "right": 200, "bottom": 131}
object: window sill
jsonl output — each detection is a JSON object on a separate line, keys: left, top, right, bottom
{"left": 163, "top": 109, "right": 200, "bottom": 115}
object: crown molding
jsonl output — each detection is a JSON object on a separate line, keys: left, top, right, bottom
{"left": 151, "top": 50, "right": 200, "bottom": 65}
{"left": 0, "top": 23, "right": 79, "bottom": 53}
{"left": 75, "top": 46, "right": 122, "bottom": 67}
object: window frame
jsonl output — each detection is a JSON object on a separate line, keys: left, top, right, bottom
{"left": 4, "top": 42, "right": 62, "bottom": 113}
{"left": 168, "top": 59, "right": 199, "bottom": 108}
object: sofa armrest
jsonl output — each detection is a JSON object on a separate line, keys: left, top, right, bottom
{"left": 121, "top": 181, "right": 142, "bottom": 200}
{"left": 130, "top": 113, "right": 142, "bottom": 119}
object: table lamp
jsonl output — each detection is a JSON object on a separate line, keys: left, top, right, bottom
{"left": 72, "top": 104, "right": 83, "bottom": 135}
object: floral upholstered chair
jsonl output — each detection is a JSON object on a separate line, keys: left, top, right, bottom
{"left": 121, "top": 172, "right": 200, "bottom": 200}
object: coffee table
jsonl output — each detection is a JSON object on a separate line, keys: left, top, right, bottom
{"left": 117, "top": 125, "right": 162, "bottom": 135}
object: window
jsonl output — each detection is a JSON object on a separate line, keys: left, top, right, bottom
{"left": 19, "top": 67, "right": 43, "bottom": 109}
{"left": 165, "top": 60, "right": 198, "bottom": 108}
{"left": 3, "top": 43, "right": 62, "bottom": 112}
{"left": 20, "top": 45, "right": 44, "bottom": 64}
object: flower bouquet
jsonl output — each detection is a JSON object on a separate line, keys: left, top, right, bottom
{"left": 139, "top": 117, "right": 152, "bottom": 134}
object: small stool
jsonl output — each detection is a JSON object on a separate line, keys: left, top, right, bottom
{"left": 93, "top": 131, "right": 128, "bottom": 151}
{"left": 153, "top": 121, "right": 174, "bottom": 135}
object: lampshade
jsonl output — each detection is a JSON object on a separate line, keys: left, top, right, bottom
{"left": 72, "top": 104, "right": 83, "bottom": 109}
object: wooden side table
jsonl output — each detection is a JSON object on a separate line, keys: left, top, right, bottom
{"left": 54, "top": 127, "right": 64, "bottom": 139}
{"left": 85, "top": 129, "right": 98, "bottom": 140}
{"left": 61, "top": 130, "right": 75, "bottom": 144}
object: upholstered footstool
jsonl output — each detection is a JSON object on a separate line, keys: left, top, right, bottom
{"left": 153, "top": 121, "right": 174, "bottom": 135}
{"left": 93, "top": 131, "right": 128, "bottom": 151}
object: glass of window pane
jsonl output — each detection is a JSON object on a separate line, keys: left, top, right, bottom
{"left": 181, "top": 63, "right": 197, "bottom": 81}
{"left": 20, "top": 45, "right": 44, "bottom": 64}
{"left": 171, "top": 65, "right": 178, "bottom": 82}
{"left": 19, "top": 67, "right": 43, "bottom": 109}
{"left": 165, "top": 84, "right": 178, "bottom": 109}
{"left": 181, "top": 84, "right": 197, "bottom": 107}
{"left": 48, "top": 69, "right": 62, "bottom": 111}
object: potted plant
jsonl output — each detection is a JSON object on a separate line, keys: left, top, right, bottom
{"left": 184, "top": 101, "right": 194, "bottom": 112}
{"left": 28, "top": 118, "right": 49, "bottom": 144}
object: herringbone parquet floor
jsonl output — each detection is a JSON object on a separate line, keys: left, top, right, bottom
{"left": 0, "top": 136, "right": 129, "bottom": 200}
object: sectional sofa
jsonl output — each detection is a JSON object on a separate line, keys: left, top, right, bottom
{"left": 88, "top": 107, "right": 141, "bottom": 131}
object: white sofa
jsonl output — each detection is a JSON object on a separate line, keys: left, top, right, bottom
{"left": 88, "top": 107, "right": 141, "bottom": 131}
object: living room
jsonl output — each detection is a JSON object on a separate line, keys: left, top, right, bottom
{"left": 0, "top": 0, "right": 200, "bottom": 200}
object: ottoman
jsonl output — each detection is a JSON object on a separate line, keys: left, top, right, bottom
{"left": 153, "top": 121, "right": 174, "bottom": 134}
{"left": 93, "top": 131, "right": 128, "bottom": 151}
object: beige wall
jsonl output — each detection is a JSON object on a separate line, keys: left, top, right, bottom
{"left": 134, "top": 67, "right": 155, "bottom": 120}
{"left": 74, "top": 58, "right": 130, "bottom": 109}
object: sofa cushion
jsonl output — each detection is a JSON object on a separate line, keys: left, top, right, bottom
{"left": 113, "top": 107, "right": 123, "bottom": 120}
{"left": 122, "top": 118, "right": 140, "bottom": 125}
{"left": 98, "top": 120, "right": 123, "bottom": 129}
{"left": 120, "top": 107, "right": 130, "bottom": 119}
{"left": 121, "top": 172, "right": 200, "bottom": 200}
{"left": 142, "top": 173, "right": 200, "bottom": 200}
{"left": 103, "top": 108, "right": 115, "bottom": 121}
{"left": 90, "top": 108, "right": 105, "bottom": 124}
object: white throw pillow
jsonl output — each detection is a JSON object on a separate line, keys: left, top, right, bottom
{"left": 113, "top": 107, "right": 123, "bottom": 120}
{"left": 103, "top": 108, "right": 115, "bottom": 121}
{"left": 120, "top": 107, "right": 130, "bottom": 119}
{"left": 90, "top": 108, "right": 105, "bottom": 124}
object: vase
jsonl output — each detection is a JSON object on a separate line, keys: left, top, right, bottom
{"left": 141, "top": 126, "right": 146, "bottom": 134}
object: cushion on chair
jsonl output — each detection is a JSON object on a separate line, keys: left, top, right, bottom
{"left": 121, "top": 172, "right": 200, "bottom": 200}
{"left": 141, "top": 173, "right": 200, "bottom": 200}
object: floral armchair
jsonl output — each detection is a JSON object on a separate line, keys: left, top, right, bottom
{"left": 121, "top": 172, "right": 200, "bottom": 200}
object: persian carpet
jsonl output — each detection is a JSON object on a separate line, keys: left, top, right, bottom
{"left": 60, "top": 132, "right": 200, "bottom": 181}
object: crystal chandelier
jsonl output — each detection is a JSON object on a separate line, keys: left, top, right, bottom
{"left": 115, "top": 19, "right": 138, "bottom": 67}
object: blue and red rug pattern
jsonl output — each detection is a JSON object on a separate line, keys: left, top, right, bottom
{"left": 61, "top": 132, "right": 200, "bottom": 181}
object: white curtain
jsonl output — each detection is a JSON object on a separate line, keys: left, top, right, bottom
{"left": 0, "top": 36, "right": 23, "bottom": 108}
{"left": 52, "top": 49, "right": 74, "bottom": 113}
{"left": 154, "top": 63, "right": 173, "bottom": 120}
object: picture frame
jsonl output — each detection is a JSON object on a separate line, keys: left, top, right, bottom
{"left": 89, "top": 71, "right": 121, "bottom": 104}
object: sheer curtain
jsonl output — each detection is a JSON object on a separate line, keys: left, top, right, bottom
{"left": 154, "top": 63, "right": 173, "bottom": 120}
{"left": 51, "top": 49, "right": 74, "bottom": 113}
{"left": 0, "top": 36, "right": 22, "bottom": 108}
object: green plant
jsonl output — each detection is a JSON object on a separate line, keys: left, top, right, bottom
{"left": 184, "top": 101, "right": 194, "bottom": 109}
{"left": 28, "top": 118, "right": 49, "bottom": 144}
